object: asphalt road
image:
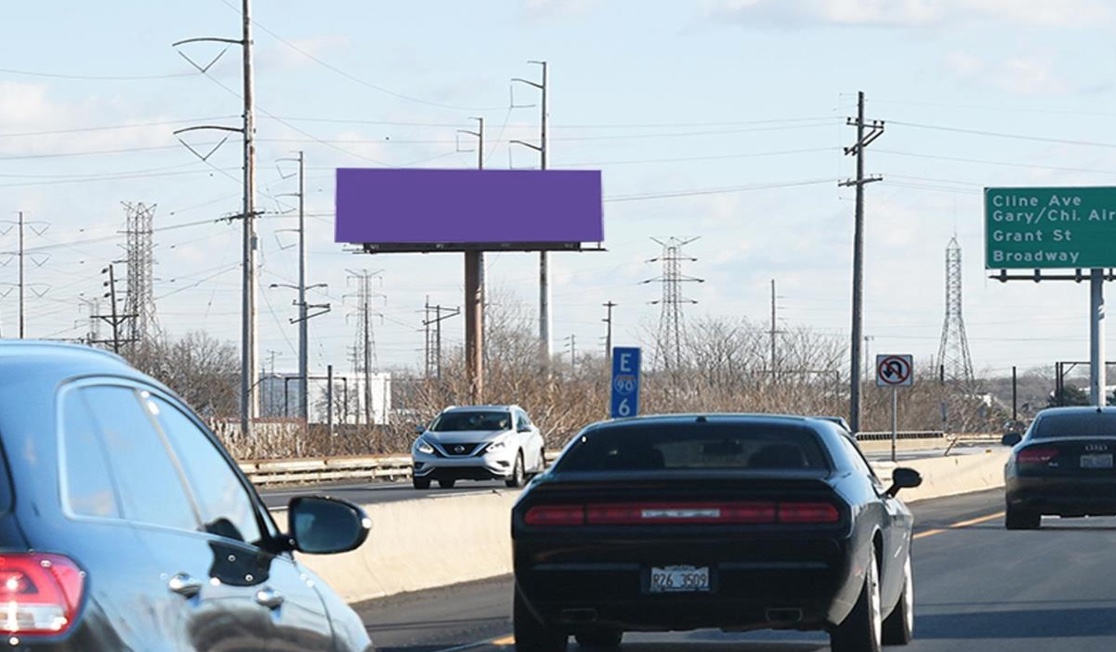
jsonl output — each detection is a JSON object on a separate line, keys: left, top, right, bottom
{"left": 350, "top": 488, "right": 1116, "bottom": 652}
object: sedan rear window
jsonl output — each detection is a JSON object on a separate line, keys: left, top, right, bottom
{"left": 555, "top": 423, "right": 829, "bottom": 472}
{"left": 1032, "top": 413, "right": 1116, "bottom": 438}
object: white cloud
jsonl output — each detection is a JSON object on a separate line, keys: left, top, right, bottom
{"left": 944, "top": 50, "right": 1071, "bottom": 96}
{"left": 706, "top": 0, "right": 1115, "bottom": 28}
{"left": 521, "top": 0, "right": 604, "bottom": 22}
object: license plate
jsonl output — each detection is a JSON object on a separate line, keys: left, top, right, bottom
{"left": 649, "top": 565, "right": 710, "bottom": 593}
{"left": 1081, "top": 454, "right": 1113, "bottom": 469}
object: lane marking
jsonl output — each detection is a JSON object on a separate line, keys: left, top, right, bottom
{"left": 914, "top": 511, "right": 1004, "bottom": 540}
{"left": 432, "top": 635, "right": 513, "bottom": 651}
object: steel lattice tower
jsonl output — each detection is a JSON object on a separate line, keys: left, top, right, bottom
{"left": 643, "top": 237, "right": 703, "bottom": 372}
{"left": 936, "top": 236, "right": 975, "bottom": 387}
{"left": 122, "top": 202, "right": 159, "bottom": 349}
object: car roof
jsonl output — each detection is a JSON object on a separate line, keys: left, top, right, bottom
{"left": 596, "top": 413, "right": 832, "bottom": 429}
{"left": 441, "top": 404, "right": 519, "bottom": 412}
{"left": 1036, "top": 406, "right": 1116, "bottom": 417}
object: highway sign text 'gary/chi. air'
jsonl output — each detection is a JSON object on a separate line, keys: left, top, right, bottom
{"left": 985, "top": 187, "right": 1116, "bottom": 269}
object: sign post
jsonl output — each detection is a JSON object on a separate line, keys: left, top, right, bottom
{"left": 876, "top": 354, "right": 914, "bottom": 462}
{"left": 610, "top": 347, "right": 641, "bottom": 419}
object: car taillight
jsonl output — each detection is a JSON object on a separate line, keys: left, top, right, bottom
{"left": 525, "top": 505, "right": 585, "bottom": 526}
{"left": 526, "top": 501, "right": 840, "bottom": 526}
{"left": 0, "top": 553, "right": 84, "bottom": 636}
{"left": 778, "top": 502, "right": 841, "bottom": 523}
{"left": 1017, "top": 447, "right": 1058, "bottom": 465}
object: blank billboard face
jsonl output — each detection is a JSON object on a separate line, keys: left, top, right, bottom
{"left": 335, "top": 168, "right": 603, "bottom": 251}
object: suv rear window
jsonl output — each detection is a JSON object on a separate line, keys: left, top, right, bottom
{"left": 1032, "top": 413, "right": 1116, "bottom": 438}
{"left": 555, "top": 423, "right": 830, "bottom": 472}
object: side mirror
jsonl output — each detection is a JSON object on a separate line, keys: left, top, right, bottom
{"left": 287, "top": 496, "right": 371, "bottom": 555}
{"left": 1001, "top": 432, "right": 1023, "bottom": 447}
{"left": 415, "top": 424, "right": 426, "bottom": 435}
{"left": 886, "top": 467, "right": 922, "bottom": 498}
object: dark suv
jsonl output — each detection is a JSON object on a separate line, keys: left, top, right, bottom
{"left": 0, "top": 341, "right": 374, "bottom": 651}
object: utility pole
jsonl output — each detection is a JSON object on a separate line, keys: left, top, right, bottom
{"left": 458, "top": 117, "right": 486, "bottom": 403}
{"left": 0, "top": 212, "right": 49, "bottom": 339}
{"left": 603, "top": 301, "right": 617, "bottom": 363}
{"left": 17, "top": 211, "right": 23, "bottom": 339}
{"left": 346, "top": 269, "right": 383, "bottom": 427}
{"left": 770, "top": 279, "right": 781, "bottom": 383}
{"left": 273, "top": 151, "right": 330, "bottom": 423}
{"left": 172, "top": 0, "right": 259, "bottom": 437}
{"left": 423, "top": 300, "right": 460, "bottom": 380}
{"left": 511, "top": 60, "right": 550, "bottom": 370}
{"left": 93, "top": 264, "right": 135, "bottom": 354}
{"left": 565, "top": 334, "right": 577, "bottom": 370}
{"left": 839, "top": 91, "right": 884, "bottom": 433}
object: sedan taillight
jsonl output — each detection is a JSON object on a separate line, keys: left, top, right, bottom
{"left": 0, "top": 553, "right": 84, "bottom": 636}
{"left": 1017, "top": 447, "right": 1058, "bottom": 465}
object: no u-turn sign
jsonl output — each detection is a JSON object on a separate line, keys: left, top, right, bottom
{"left": 876, "top": 354, "right": 914, "bottom": 387}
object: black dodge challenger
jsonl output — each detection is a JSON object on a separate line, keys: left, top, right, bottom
{"left": 511, "top": 413, "right": 923, "bottom": 652}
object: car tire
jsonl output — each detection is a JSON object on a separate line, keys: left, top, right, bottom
{"left": 438, "top": 479, "right": 456, "bottom": 489}
{"left": 1005, "top": 504, "right": 1041, "bottom": 530}
{"left": 412, "top": 477, "right": 431, "bottom": 490}
{"left": 830, "top": 551, "right": 882, "bottom": 652}
{"left": 535, "top": 447, "right": 547, "bottom": 476}
{"left": 881, "top": 552, "right": 914, "bottom": 645}
{"left": 514, "top": 589, "right": 567, "bottom": 652}
{"left": 506, "top": 452, "right": 526, "bottom": 488}
{"left": 574, "top": 629, "right": 622, "bottom": 648}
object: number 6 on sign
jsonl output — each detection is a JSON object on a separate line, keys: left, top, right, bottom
{"left": 617, "top": 398, "right": 631, "bottom": 417}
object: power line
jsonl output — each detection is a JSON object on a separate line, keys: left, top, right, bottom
{"left": 0, "top": 66, "right": 200, "bottom": 81}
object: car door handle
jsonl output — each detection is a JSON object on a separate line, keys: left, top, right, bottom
{"left": 168, "top": 572, "right": 203, "bottom": 598}
{"left": 255, "top": 587, "right": 284, "bottom": 610}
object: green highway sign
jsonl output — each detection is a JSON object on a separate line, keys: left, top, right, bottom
{"left": 985, "top": 186, "right": 1116, "bottom": 269}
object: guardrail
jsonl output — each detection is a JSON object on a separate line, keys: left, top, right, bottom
{"left": 241, "top": 432, "right": 1002, "bottom": 487}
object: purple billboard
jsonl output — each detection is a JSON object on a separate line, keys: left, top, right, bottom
{"left": 335, "top": 168, "right": 603, "bottom": 252}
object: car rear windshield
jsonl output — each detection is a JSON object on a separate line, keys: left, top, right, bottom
{"left": 430, "top": 411, "right": 511, "bottom": 432}
{"left": 1032, "top": 413, "right": 1116, "bottom": 438}
{"left": 554, "top": 422, "right": 830, "bottom": 472}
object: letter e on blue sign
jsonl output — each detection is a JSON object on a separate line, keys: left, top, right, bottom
{"left": 610, "top": 347, "right": 641, "bottom": 418}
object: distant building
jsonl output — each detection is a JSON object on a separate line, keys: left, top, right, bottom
{"left": 259, "top": 371, "right": 392, "bottom": 425}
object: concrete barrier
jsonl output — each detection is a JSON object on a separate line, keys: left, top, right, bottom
{"left": 288, "top": 448, "right": 1011, "bottom": 604}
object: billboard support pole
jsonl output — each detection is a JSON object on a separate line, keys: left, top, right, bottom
{"left": 1092, "top": 268, "right": 1106, "bottom": 407}
{"left": 460, "top": 118, "right": 486, "bottom": 404}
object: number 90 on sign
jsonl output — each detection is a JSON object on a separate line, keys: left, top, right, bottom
{"left": 614, "top": 375, "right": 636, "bottom": 394}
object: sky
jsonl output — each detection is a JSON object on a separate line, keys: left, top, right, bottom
{"left": 4, "top": 0, "right": 1116, "bottom": 383}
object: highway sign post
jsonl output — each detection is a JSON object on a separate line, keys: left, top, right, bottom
{"left": 610, "top": 347, "right": 641, "bottom": 419}
{"left": 877, "top": 354, "right": 913, "bottom": 462}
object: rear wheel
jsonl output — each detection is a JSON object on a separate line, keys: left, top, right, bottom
{"left": 438, "top": 478, "right": 457, "bottom": 489}
{"left": 831, "top": 551, "right": 882, "bottom": 652}
{"left": 412, "top": 477, "right": 430, "bottom": 490}
{"left": 506, "top": 452, "right": 526, "bottom": 488}
{"left": 514, "top": 589, "right": 567, "bottom": 652}
{"left": 1005, "top": 504, "right": 1041, "bottom": 530}
{"left": 574, "top": 629, "right": 622, "bottom": 648}
{"left": 881, "top": 553, "right": 914, "bottom": 645}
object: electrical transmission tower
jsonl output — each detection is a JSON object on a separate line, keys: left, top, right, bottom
{"left": 642, "top": 237, "right": 703, "bottom": 372}
{"left": 936, "top": 236, "right": 975, "bottom": 388}
{"left": 122, "top": 202, "right": 160, "bottom": 351}
{"left": 346, "top": 269, "right": 383, "bottom": 427}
